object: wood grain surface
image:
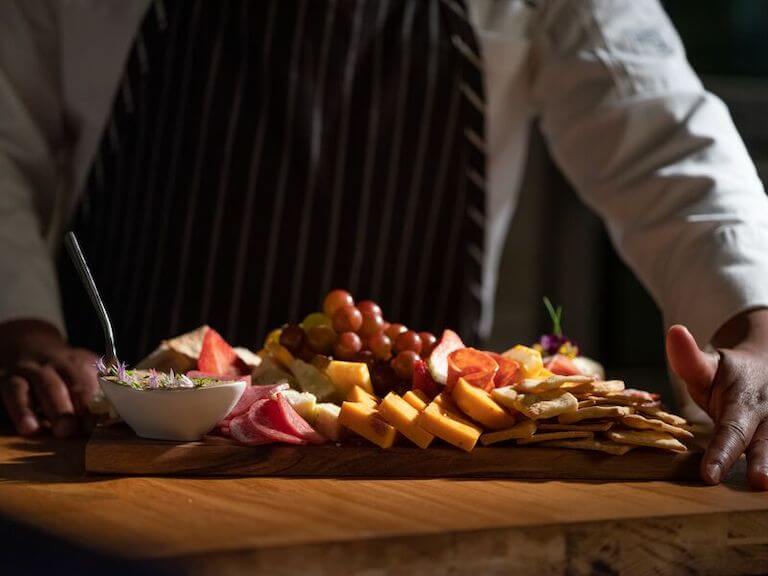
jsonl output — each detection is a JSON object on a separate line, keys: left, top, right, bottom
{"left": 85, "top": 425, "right": 703, "bottom": 481}
{"left": 1, "top": 434, "right": 767, "bottom": 575}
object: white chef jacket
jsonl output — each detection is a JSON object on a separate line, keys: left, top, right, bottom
{"left": 1, "top": 0, "right": 767, "bottom": 347}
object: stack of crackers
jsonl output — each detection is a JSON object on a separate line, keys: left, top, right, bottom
{"left": 487, "top": 375, "right": 693, "bottom": 455}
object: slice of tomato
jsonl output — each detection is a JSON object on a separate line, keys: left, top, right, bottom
{"left": 445, "top": 348, "right": 499, "bottom": 393}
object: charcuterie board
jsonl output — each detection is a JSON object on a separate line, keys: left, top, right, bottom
{"left": 85, "top": 425, "right": 703, "bottom": 481}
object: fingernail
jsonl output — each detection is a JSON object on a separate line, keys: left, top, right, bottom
{"left": 705, "top": 462, "right": 722, "bottom": 484}
{"left": 18, "top": 416, "right": 39, "bottom": 436}
{"left": 53, "top": 416, "right": 77, "bottom": 438}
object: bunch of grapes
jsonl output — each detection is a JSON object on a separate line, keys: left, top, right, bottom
{"left": 277, "top": 290, "right": 437, "bottom": 381}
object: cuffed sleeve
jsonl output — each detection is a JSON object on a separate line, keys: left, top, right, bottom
{"left": 530, "top": 0, "right": 768, "bottom": 345}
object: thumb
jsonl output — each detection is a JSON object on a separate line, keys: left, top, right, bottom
{"left": 666, "top": 324, "right": 718, "bottom": 405}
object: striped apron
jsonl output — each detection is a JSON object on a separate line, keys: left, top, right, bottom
{"left": 59, "top": 0, "right": 486, "bottom": 363}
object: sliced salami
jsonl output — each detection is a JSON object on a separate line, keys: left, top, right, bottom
{"left": 223, "top": 383, "right": 290, "bottom": 422}
{"left": 263, "top": 394, "right": 326, "bottom": 445}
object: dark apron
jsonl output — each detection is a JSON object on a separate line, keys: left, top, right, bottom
{"left": 59, "top": 0, "right": 486, "bottom": 362}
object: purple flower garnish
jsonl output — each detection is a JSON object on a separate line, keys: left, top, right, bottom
{"left": 94, "top": 356, "right": 107, "bottom": 374}
{"left": 116, "top": 361, "right": 128, "bottom": 382}
{"left": 147, "top": 369, "right": 160, "bottom": 389}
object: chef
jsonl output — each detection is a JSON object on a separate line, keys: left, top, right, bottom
{"left": 0, "top": 0, "right": 767, "bottom": 489}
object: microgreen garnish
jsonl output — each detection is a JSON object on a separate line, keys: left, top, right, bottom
{"left": 543, "top": 296, "right": 563, "bottom": 338}
{"left": 96, "top": 362, "right": 221, "bottom": 390}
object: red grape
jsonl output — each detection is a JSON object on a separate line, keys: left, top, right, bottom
{"left": 306, "top": 325, "right": 337, "bottom": 355}
{"left": 323, "top": 289, "right": 354, "bottom": 317}
{"left": 279, "top": 325, "right": 305, "bottom": 353}
{"left": 394, "top": 330, "right": 422, "bottom": 355}
{"left": 384, "top": 323, "right": 407, "bottom": 340}
{"left": 334, "top": 331, "right": 362, "bottom": 360}
{"left": 367, "top": 333, "right": 393, "bottom": 361}
{"left": 358, "top": 300, "right": 382, "bottom": 318}
{"left": 355, "top": 350, "right": 375, "bottom": 364}
{"left": 419, "top": 332, "right": 437, "bottom": 357}
{"left": 332, "top": 305, "right": 363, "bottom": 333}
{"left": 358, "top": 311, "right": 385, "bottom": 338}
{"left": 391, "top": 350, "right": 421, "bottom": 380}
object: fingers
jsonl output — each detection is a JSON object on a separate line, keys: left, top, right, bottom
{"left": 747, "top": 420, "right": 768, "bottom": 491}
{"left": 702, "top": 404, "right": 759, "bottom": 485}
{"left": 57, "top": 350, "right": 99, "bottom": 414}
{"left": 1, "top": 376, "right": 40, "bottom": 436}
{"left": 666, "top": 325, "right": 719, "bottom": 402}
{"left": 16, "top": 363, "right": 77, "bottom": 437}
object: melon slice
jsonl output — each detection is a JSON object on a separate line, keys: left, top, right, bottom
{"left": 427, "top": 329, "right": 465, "bottom": 385}
{"left": 198, "top": 328, "right": 250, "bottom": 376}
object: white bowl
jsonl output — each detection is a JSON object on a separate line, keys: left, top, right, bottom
{"left": 99, "top": 377, "right": 246, "bottom": 441}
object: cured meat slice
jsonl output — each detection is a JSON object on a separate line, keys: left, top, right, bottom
{"left": 487, "top": 353, "right": 521, "bottom": 388}
{"left": 230, "top": 399, "right": 306, "bottom": 445}
{"left": 427, "top": 329, "right": 465, "bottom": 385}
{"left": 445, "top": 348, "right": 498, "bottom": 393}
{"left": 261, "top": 394, "right": 326, "bottom": 445}
{"left": 223, "top": 383, "right": 290, "bottom": 422}
{"left": 545, "top": 354, "right": 582, "bottom": 377}
{"left": 197, "top": 328, "right": 250, "bottom": 376}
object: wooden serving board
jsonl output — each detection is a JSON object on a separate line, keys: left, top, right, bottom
{"left": 85, "top": 425, "right": 703, "bottom": 480}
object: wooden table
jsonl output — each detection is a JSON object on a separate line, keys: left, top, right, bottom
{"left": 1, "top": 434, "right": 766, "bottom": 576}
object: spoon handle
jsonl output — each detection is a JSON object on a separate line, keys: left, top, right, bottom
{"left": 64, "top": 232, "right": 118, "bottom": 367}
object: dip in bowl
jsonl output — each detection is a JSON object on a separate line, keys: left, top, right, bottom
{"left": 98, "top": 364, "right": 246, "bottom": 441}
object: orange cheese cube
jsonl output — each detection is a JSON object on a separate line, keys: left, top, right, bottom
{"left": 378, "top": 393, "right": 434, "bottom": 449}
{"left": 324, "top": 361, "right": 374, "bottom": 395}
{"left": 418, "top": 393, "right": 482, "bottom": 452}
{"left": 339, "top": 401, "right": 397, "bottom": 449}
{"left": 346, "top": 385, "right": 379, "bottom": 407}
{"left": 403, "top": 389, "right": 430, "bottom": 412}
{"left": 452, "top": 377, "right": 516, "bottom": 430}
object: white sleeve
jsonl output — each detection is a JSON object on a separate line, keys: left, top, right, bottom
{"left": 529, "top": 0, "right": 768, "bottom": 345}
{"left": 0, "top": 0, "right": 66, "bottom": 333}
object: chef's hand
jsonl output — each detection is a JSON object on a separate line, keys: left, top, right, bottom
{"left": 0, "top": 319, "right": 99, "bottom": 437}
{"left": 666, "top": 308, "right": 768, "bottom": 490}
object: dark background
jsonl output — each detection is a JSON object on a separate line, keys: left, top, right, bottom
{"left": 489, "top": 0, "right": 768, "bottom": 411}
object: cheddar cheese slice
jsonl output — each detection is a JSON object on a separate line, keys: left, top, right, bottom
{"left": 452, "top": 377, "right": 516, "bottom": 430}
{"left": 378, "top": 393, "right": 434, "bottom": 449}
{"left": 346, "top": 385, "right": 379, "bottom": 407}
{"left": 418, "top": 393, "right": 482, "bottom": 452}
{"left": 403, "top": 389, "right": 430, "bottom": 412}
{"left": 339, "top": 401, "right": 397, "bottom": 449}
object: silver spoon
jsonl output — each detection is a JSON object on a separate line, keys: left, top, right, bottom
{"left": 64, "top": 231, "right": 119, "bottom": 369}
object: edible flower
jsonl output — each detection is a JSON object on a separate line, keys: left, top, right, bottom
{"left": 533, "top": 297, "right": 579, "bottom": 358}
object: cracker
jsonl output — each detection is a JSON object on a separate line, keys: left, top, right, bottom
{"left": 479, "top": 420, "right": 537, "bottom": 446}
{"left": 517, "top": 431, "right": 593, "bottom": 445}
{"left": 619, "top": 414, "right": 694, "bottom": 439}
{"left": 605, "top": 429, "right": 688, "bottom": 452}
{"left": 490, "top": 386, "right": 518, "bottom": 411}
{"left": 517, "top": 375, "right": 594, "bottom": 394}
{"left": 635, "top": 405, "right": 689, "bottom": 428}
{"left": 538, "top": 421, "right": 614, "bottom": 432}
{"left": 578, "top": 399, "right": 598, "bottom": 408}
{"left": 558, "top": 405, "right": 632, "bottom": 424}
{"left": 512, "top": 390, "right": 578, "bottom": 420}
{"left": 538, "top": 438, "right": 635, "bottom": 455}
{"left": 564, "top": 380, "right": 625, "bottom": 396}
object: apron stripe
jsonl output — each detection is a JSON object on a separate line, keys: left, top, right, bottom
{"left": 289, "top": 0, "right": 339, "bottom": 321}
{"left": 227, "top": 0, "right": 279, "bottom": 341}
{"left": 348, "top": 0, "right": 390, "bottom": 295}
{"left": 390, "top": 0, "right": 441, "bottom": 319}
{"left": 169, "top": 1, "right": 228, "bottom": 334}
{"left": 255, "top": 0, "right": 309, "bottom": 340}
{"left": 369, "top": 2, "right": 418, "bottom": 300}
{"left": 200, "top": 0, "right": 252, "bottom": 323}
